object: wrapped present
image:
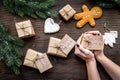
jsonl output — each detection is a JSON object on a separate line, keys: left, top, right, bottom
{"left": 59, "top": 4, "right": 76, "bottom": 21}
{"left": 60, "top": 34, "right": 76, "bottom": 55}
{"left": 47, "top": 34, "right": 76, "bottom": 58}
{"left": 15, "top": 20, "right": 35, "bottom": 38}
{"left": 81, "top": 33, "right": 104, "bottom": 50}
{"left": 47, "top": 37, "right": 67, "bottom": 58}
{"left": 23, "top": 49, "right": 53, "bottom": 73}
{"left": 36, "top": 53, "right": 53, "bottom": 73}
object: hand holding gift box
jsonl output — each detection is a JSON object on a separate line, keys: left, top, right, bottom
{"left": 15, "top": 20, "right": 35, "bottom": 38}
{"left": 47, "top": 34, "right": 76, "bottom": 58}
{"left": 23, "top": 49, "right": 53, "bottom": 73}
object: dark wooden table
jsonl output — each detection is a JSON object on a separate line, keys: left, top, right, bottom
{"left": 0, "top": 0, "right": 120, "bottom": 80}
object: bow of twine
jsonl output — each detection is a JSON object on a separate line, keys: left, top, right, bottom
{"left": 49, "top": 43, "right": 65, "bottom": 55}
{"left": 63, "top": 8, "right": 72, "bottom": 17}
{"left": 25, "top": 53, "right": 41, "bottom": 68}
{"left": 32, "top": 54, "right": 40, "bottom": 63}
{"left": 33, "top": 54, "right": 47, "bottom": 69}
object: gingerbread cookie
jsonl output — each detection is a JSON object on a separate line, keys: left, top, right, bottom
{"left": 74, "top": 5, "right": 102, "bottom": 28}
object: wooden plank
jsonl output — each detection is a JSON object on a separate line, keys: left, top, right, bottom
{"left": 0, "top": 0, "right": 120, "bottom": 80}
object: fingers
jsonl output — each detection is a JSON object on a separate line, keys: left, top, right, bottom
{"left": 77, "top": 31, "right": 102, "bottom": 46}
{"left": 74, "top": 46, "right": 86, "bottom": 58}
{"left": 75, "top": 45, "right": 94, "bottom": 58}
{"left": 75, "top": 45, "right": 94, "bottom": 62}
{"left": 76, "top": 30, "right": 102, "bottom": 59}
{"left": 79, "top": 45, "right": 94, "bottom": 57}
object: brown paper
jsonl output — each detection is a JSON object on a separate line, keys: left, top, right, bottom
{"left": 60, "top": 34, "right": 76, "bottom": 55}
{"left": 23, "top": 49, "right": 43, "bottom": 69}
{"left": 47, "top": 35, "right": 76, "bottom": 58}
{"left": 81, "top": 34, "right": 104, "bottom": 50}
{"left": 23, "top": 49, "right": 53, "bottom": 73}
{"left": 15, "top": 20, "right": 35, "bottom": 38}
{"left": 47, "top": 37, "right": 67, "bottom": 58}
{"left": 36, "top": 53, "right": 53, "bottom": 73}
{"left": 59, "top": 4, "right": 76, "bottom": 21}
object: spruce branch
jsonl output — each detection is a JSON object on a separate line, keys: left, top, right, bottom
{"left": 0, "top": 23, "right": 24, "bottom": 75}
{"left": 96, "top": 0, "right": 120, "bottom": 8}
{"left": 3, "top": 0, "right": 58, "bottom": 19}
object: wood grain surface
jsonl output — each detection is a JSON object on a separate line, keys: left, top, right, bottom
{"left": 0, "top": 0, "right": 120, "bottom": 80}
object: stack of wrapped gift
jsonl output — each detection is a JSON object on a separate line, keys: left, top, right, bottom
{"left": 23, "top": 49, "right": 53, "bottom": 73}
{"left": 47, "top": 34, "right": 76, "bottom": 58}
{"left": 59, "top": 4, "right": 76, "bottom": 21}
{"left": 15, "top": 20, "right": 35, "bottom": 38}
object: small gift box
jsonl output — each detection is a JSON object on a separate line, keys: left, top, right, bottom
{"left": 60, "top": 34, "right": 77, "bottom": 55}
{"left": 23, "top": 49, "right": 53, "bottom": 73}
{"left": 47, "top": 34, "right": 76, "bottom": 58}
{"left": 47, "top": 37, "right": 67, "bottom": 58}
{"left": 15, "top": 20, "right": 35, "bottom": 38}
{"left": 81, "top": 33, "right": 104, "bottom": 50}
{"left": 59, "top": 4, "right": 76, "bottom": 21}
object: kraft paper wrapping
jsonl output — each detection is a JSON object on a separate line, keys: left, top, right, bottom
{"left": 36, "top": 53, "right": 53, "bottom": 73}
{"left": 59, "top": 4, "right": 76, "bottom": 21}
{"left": 60, "top": 34, "right": 76, "bottom": 55}
{"left": 15, "top": 20, "right": 35, "bottom": 38}
{"left": 23, "top": 49, "right": 53, "bottom": 73}
{"left": 47, "top": 37, "right": 67, "bottom": 58}
{"left": 47, "top": 34, "right": 76, "bottom": 58}
{"left": 81, "top": 33, "right": 104, "bottom": 50}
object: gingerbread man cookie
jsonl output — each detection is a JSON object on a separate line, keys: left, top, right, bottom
{"left": 74, "top": 5, "right": 102, "bottom": 28}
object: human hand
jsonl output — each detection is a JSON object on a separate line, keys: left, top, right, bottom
{"left": 74, "top": 34, "right": 95, "bottom": 63}
{"left": 86, "top": 31, "right": 105, "bottom": 60}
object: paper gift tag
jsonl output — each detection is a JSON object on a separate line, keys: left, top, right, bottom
{"left": 81, "top": 34, "right": 104, "bottom": 50}
{"left": 60, "top": 34, "right": 76, "bottom": 55}
{"left": 110, "top": 31, "right": 118, "bottom": 38}
{"left": 103, "top": 31, "right": 118, "bottom": 47}
{"left": 35, "top": 53, "right": 53, "bottom": 73}
{"left": 44, "top": 18, "right": 60, "bottom": 33}
{"left": 104, "top": 33, "right": 115, "bottom": 43}
{"left": 103, "top": 33, "right": 114, "bottom": 47}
